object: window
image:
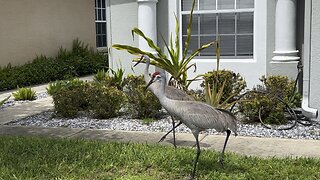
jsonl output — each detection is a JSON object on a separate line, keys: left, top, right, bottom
{"left": 181, "top": 0, "right": 254, "bottom": 58}
{"left": 95, "top": 0, "right": 107, "bottom": 48}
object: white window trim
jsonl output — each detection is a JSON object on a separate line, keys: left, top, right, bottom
{"left": 95, "top": 0, "right": 108, "bottom": 48}
{"left": 179, "top": 0, "right": 255, "bottom": 61}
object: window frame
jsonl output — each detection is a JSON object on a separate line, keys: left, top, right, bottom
{"left": 95, "top": 0, "right": 108, "bottom": 48}
{"left": 180, "top": 0, "right": 254, "bottom": 59}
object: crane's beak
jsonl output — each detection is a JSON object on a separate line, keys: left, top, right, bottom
{"left": 133, "top": 55, "right": 144, "bottom": 67}
{"left": 145, "top": 76, "right": 155, "bottom": 90}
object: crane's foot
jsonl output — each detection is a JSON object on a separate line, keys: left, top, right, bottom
{"left": 188, "top": 174, "right": 195, "bottom": 180}
{"left": 173, "top": 143, "right": 177, "bottom": 149}
{"left": 219, "top": 158, "right": 225, "bottom": 168}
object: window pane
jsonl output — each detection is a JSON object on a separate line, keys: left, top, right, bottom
{"left": 182, "top": 15, "right": 198, "bottom": 35}
{"left": 102, "top": 0, "right": 106, "bottom": 8}
{"left": 200, "top": 0, "right": 216, "bottom": 10}
{"left": 182, "top": 0, "right": 198, "bottom": 11}
{"left": 200, "top": 14, "right": 216, "bottom": 35}
{"left": 96, "top": 23, "right": 101, "bottom": 34}
{"left": 98, "top": 0, "right": 101, "bottom": 8}
{"left": 102, "top": 35, "right": 107, "bottom": 47}
{"left": 102, "top": 9, "right": 106, "bottom": 20}
{"left": 98, "top": 9, "right": 102, "bottom": 20}
{"left": 220, "top": 35, "right": 235, "bottom": 56}
{"left": 183, "top": 36, "right": 199, "bottom": 55}
{"left": 237, "top": 12, "right": 253, "bottom": 33}
{"left": 218, "top": 0, "right": 235, "bottom": 10}
{"left": 200, "top": 36, "right": 216, "bottom": 56}
{"left": 218, "top": 13, "right": 235, "bottom": 34}
{"left": 237, "top": 35, "right": 253, "bottom": 56}
{"left": 237, "top": 0, "right": 254, "bottom": 9}
{"left": 102, "top": 23, "right": 106, "bottom": 34}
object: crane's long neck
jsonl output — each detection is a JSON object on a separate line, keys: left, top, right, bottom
{"left": 144, "top": 58, "right": 151, "bottom": 83}
{"left": 157, "top": 74, "right": 180, "bottom": 118}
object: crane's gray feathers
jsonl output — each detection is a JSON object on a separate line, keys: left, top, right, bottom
{"left": 165, "top": 100, "right": 238, "bottom": 135}
{"left": 165, "top": 86, "right": 195, "bottom": 101}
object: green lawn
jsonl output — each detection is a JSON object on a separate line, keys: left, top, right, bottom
{"left": 0, "top": 136, "right": 319, "bottom": 179}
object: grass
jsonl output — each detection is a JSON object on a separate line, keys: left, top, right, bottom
{"left": 0, "top": 136, "right": 319, "bottom": 179}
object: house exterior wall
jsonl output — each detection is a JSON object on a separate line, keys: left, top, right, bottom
{"left": 266, "top": 0, "right": 300, "bottom": 81}
{"left": 310, "top": 0, "right": 320, "bottom": 120}
{"left": 0, "top": 0, "right": 96, "bottom": 67}
{"left": 108, "top": 0, "right": 306, "bottom": 91}
{"left": 108, "top": 0, "right": 139, "bottom": 75}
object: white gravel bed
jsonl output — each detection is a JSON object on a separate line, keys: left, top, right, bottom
{"left": 6, "top": 110, "right": 320, "bottom": 140}
{"left": 0, "top": 92, "right": 48, "bottom": 109}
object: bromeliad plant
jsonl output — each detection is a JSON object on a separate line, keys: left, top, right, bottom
{"left": 112, "top": 0, "right": 216, "bottom": 90}
{"left": 12, "top": 87, "right": 36, "bottom": 101}
{"left": 93, "top": 67, "right": 125, "bottom": 90}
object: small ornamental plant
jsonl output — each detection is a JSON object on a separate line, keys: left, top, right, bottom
{"left": 12, "top": 87, "right": 36, "bottom": 101}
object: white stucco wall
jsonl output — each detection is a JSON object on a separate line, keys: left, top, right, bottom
{"left": 108, "top": 0, "right": 140, "bottom": 75}
{"left": 309, "top": 0, "right": 320, "bottom": 119}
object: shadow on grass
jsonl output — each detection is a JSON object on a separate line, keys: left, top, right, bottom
{"left": 175, "top": 151, "right": 248, "bottom": 177}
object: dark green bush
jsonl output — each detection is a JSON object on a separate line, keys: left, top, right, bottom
{"left": 123, "top": 75, "right": 162, "bottom": 119}
{"left": 200, "top": 69, "right": 247, "bottom": 104}
{"left": 239, "top": 75, "right": 302, "bottom": 124}
{"left": 52, "top": 83, "right": 90, "bottom": 118}
{"left": 87, "top": 84, "right": 126, "bottom": 119}
{"left": 0, "top": 39, "right": 107, "bottom": 91}
{"left": 51, "top": 80, "right": 125, "bottom": 119}
{"left": 46, "top": 78, "right": 86, "bottom": 96}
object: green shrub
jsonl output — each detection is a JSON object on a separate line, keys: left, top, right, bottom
{"left": 0, "top": 39, "right": 107, "bottom": 91}
{"left": 12, "top": 87, "right": 36, "bottom": 101}
{"left": 198, "top": 69, "right": 246, "bottom": 110}
{"left": 87, "top": 84, "right": 126, "bottom": 119}
{"left": 52, "top": 83, "right": 90, "bottom": 118}
{"left": 239, "top": 75, "right": 302, "bottom": 124}
{"left": 51, "top": 81, "right": 126, "bottom": 119}
{"left": 46, "top": 78, "right": 86, "bottom": 96}
{"left": 123, "top": 75, "right": 162, "bottom": 119}
{"left": 93, "top": 68, "right": 125, "bottom": 90}
{"left": 201, "top": 70, "right": 247, "bottom": 104}
{"left": 93, "top": 69, "right": 109, "bottom": 82}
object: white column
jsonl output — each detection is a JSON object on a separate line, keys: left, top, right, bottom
{"left": 137, "top": 0, "right": 158, "bottom": 52}
{"left": 272, "top": 0, "right": 300, "bottom": 61}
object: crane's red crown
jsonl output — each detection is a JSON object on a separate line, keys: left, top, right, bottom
{"left": 151, "top": 71, "right": 161, "bottom": 79}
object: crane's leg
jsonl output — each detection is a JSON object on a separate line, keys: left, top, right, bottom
{"left": 172, "top": 117, "right": 177, "bottom": 148}
{"left": 158, "top": 120, "right": 182, "bottom": 145}
{"left": 191, "top": 131, "right": 200, "bottom": 179}
{"left": 219, "top": 130, "right": 231, "bottom": 168}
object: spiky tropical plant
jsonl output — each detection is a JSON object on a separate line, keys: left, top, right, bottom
{"left": 0, "top": 96, "right": 10, "bottom": 106}
{"left": 112, "top": 0, "right": 216, "bottom": 90}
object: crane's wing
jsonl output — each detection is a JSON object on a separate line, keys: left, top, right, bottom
{"left": 176, "top": 101, "right": 237, "bottom": 133}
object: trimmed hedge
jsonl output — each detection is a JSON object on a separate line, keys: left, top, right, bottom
{"left": 0, "top": 39, "right": 108, "bottom": 91}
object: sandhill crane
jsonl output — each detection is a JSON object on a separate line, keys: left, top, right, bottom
{"left": 146, "top": 71, "right": 238, "bottom": 179}
{"left": 133, "top": 55, "right": 194, "bottom": 147}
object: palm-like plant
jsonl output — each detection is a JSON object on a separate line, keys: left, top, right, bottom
{"left": 112, "top": 0, "right": 216, "bottom": 90}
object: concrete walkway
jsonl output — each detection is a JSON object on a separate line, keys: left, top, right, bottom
{"left": 1, "top": 78, "right": 320, "bottom": 158}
